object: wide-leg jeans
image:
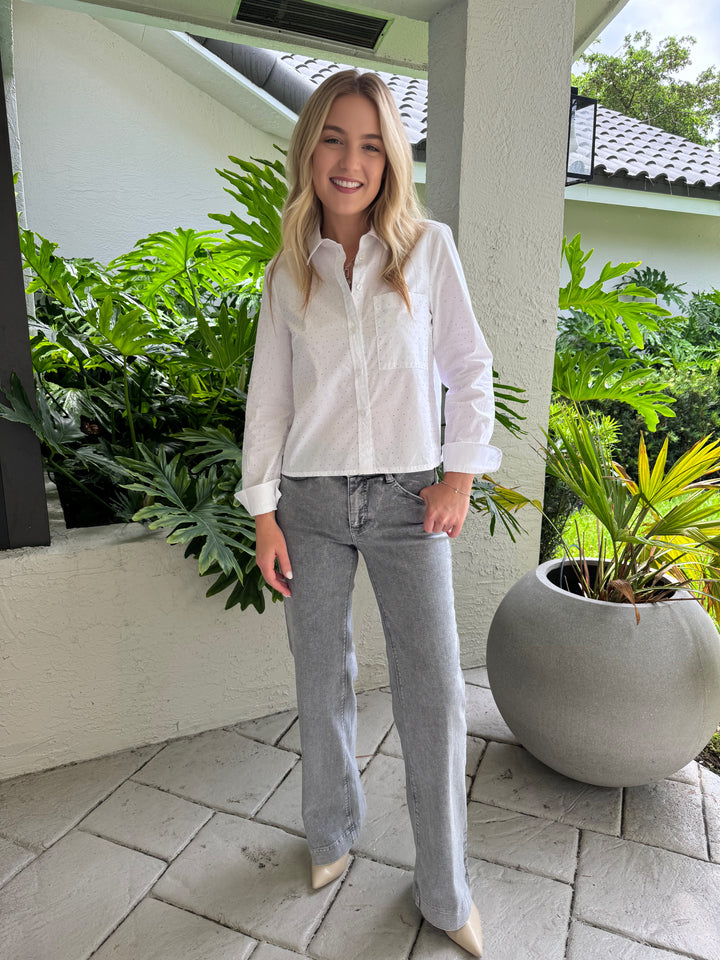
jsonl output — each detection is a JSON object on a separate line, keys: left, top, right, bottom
{"left": 275, "top": 470, "right": 472, "bottom": 930}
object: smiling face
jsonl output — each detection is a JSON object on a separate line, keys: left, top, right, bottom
{"left": 311, "top": 94, "right": 387, "bottom": 233}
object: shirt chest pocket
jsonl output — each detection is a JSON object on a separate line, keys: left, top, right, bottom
{"left": 373, "top": 292, "right": 431, "bottom": 370}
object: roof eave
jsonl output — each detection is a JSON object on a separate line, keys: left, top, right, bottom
{"left": 592, "top": 170, "right": 720, "bottom": 201}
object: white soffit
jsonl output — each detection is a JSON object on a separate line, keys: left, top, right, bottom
{"left": 24, "top": 0, "right": 626, "bottom": 72}
{"left": 565, "top": 184, "right": 720, "bottom": 217}
{"left": 101, "top": 19, "right": 298, "bottom": 137}
{"left": 573, "top": 0, "right": 630, "bottom": 58}
{"left": 22, "top": 0, "right": 429, "bottom": 73}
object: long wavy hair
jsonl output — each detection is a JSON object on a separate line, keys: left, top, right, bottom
{"left": 275, "top": 69, "right": 425, "bottom": 309}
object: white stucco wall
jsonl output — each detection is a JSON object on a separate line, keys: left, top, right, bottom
{"left": 12, "top": 0, "right": 286, "bottom": 262}
{"left": 0, "top": 496, "right": 396, "bottom": 779}
{"left": 563, "top": 195, "right": 720, "bottom": 292}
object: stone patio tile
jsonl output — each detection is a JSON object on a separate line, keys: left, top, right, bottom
{"left": 464, "top": 684, "right": 519, "bottom": 744}
{"left": 466, "top": 800, "right": 578, "bottom": 883}
{"left": 153, "top": 814, "right": 342, "bottom": 952}
{"left": 309, "top": 856, "right": 420, "bottom": 960}
{"left": 133, "top": 729, "right": 297, "bottom": 816}
{"left": 470, "top": 742, "right": 622, "bottom": 834}
{"left": 379, "top": 724, "right": 403, "bottom": 758}
{"left": 0, "top": 830, "right": 165, "bottom": 960}
{"left": 623, "top": 778, "right": 706, "bottom": 858}
{"left": 466, "top": 737, "right": 485, "bottom": 778}
{"left": 0, "top": 744, "right": 161, "bottom": 850}
{"left": 354, "top": 754, "right": 415, "bottom": 869}
{"left": 79, "top": 780, "right": 213, "bottom": 860}
{"left": 251, "top": 945, "right": 307, "bottom": 960}
{"left": 575, "top": 831, "right": 720, "bottom": 959}
{"left": 256, "top": 761, "right": 304, "bottom": 835}
{"left": 92, "top": 898, "right": 256, "bottom": 960}
{"left": 668, "top": 760, "right": 701, "bottom": 786}
{"left": 465, "top": 737, "right": 486, "bottom": 793}
{"left": 701, "top": 763, "right": 720, "bottom": 863}
{"left": 232, "top": 710, "right": 298, "bottom": 747}
{"left": 567, "top": 922, "right": 691, "bottom": 959}
{"left": 0, "top": 835, "right": 34, "bottom": 887}
{"left": 411, "top": 857, "right": 572, "bottom": 960}
{"left": 462, "top": 666, "right": 489, "bottom": 687}
{"left": 279, "top": 689, "right": 395, "bottom": 771}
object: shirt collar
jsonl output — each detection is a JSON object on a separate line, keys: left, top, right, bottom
{"left": 306, "top": 225, "right": 387, "bottom": 264}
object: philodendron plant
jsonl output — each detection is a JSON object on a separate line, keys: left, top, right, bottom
{"left": 545, "top": 406, "right": 720, "bottom": 622}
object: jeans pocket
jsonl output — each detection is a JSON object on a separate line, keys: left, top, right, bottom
{"left": 391, "top": 469, "right": 436, "bottom": 503}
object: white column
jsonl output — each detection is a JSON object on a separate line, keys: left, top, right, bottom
{"left": 427, "top": 0, "right": 575, "bottom": 659}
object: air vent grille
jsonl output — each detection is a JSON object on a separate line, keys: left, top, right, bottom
{"left": 235, "top": 0, "right": 388, "bottom": 50}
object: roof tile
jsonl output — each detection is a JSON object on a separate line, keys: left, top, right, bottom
{"left": 281, "top": 53, "right": 720, "bottom": 191}
{"left": 211, "top": 44, "right": 720, "bottom": 194}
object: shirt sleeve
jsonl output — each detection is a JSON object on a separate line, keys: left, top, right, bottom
{"left": 429, "top": 222, "right": 503, "bottom": 476}
{"left": 235, "top": 276, "right": 294, "bottom": 516}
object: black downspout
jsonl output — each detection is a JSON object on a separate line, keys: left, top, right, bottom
{"left": 0, "top": 47, "right": 50, "bottom": 549}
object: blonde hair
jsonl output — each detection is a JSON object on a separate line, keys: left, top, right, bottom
{"left": 276, "top": 70, "right": 425, "bottom": 309}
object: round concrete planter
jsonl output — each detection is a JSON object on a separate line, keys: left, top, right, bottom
{"left": 486, "top": 558, "right": 720, "bottom": 786}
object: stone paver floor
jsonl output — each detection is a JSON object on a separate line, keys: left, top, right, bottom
{"left": 1, "top": 667, "right": 719, "bottom": 960}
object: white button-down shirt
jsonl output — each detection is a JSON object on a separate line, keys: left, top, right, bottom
{"left": 236, "top": 219, "right": 502, "bottom": 516}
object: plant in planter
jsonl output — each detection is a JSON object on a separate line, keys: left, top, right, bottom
{"left": 487, "top": 406, "right": 720, "bottom": 786}
{"left": 540, "top": 235, "right": 676, "bottom": 560}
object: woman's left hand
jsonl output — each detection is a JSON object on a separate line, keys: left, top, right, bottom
{"left": 419, "top": 473, "right": 473, "bottom": 538}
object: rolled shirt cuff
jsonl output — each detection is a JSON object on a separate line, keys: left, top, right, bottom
{"left": 442, "top": 441, "right": 503, "bottom": 476}
{"left": 235, "top": 478, "right": 281, "bottom": 516}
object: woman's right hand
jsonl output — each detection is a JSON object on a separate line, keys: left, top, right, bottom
{"left": 254, "top": 512, "right": 293, "bottom": 597}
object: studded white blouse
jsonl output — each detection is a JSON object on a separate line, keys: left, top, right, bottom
{"left": 236, "top": 219, "right": 502, "bottom": 517}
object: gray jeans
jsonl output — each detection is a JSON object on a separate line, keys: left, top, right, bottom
{"left": 276, "top": 470, "right": 472, "bottom": 930}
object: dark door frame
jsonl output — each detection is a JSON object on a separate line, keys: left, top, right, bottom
{"left": 0, "top": 49, "right": 50, "bottom": 549}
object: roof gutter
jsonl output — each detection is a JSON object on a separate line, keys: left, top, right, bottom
{"left": 194, "top": 38, "right": 316, "bottom": 116}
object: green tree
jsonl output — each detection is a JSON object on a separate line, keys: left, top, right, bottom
{"left": 574, "top": 31, "right": 720, "bottom": 146}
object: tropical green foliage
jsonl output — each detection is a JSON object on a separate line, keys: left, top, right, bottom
{"left": 209, "top": 154, "right": 286, "bottom": 269}
{"left": 577, "top": 266, "right": 720, "bottom": 479}
{"left": 573, "top": 31, "right": 720, "bottom": 147}
{"left": 545, "top": 406, "right": 720, "bottom": 619}
{"left": 589, "top": 366, "right": 720, "bottom": 484}
{"left": 553, "top": 236, "right": 674, "bottom": 427}
{"left": 618, "top": 266, "right": 687, "bottom": 311}
{"left": 544, "top": 238, "right": 720, "bottom": 612}
{"left": 3, "top": 217, "right": 268, "bottom": 609}
{"left": 558, "top": 235, "right": 672, "bottom": 355}
{"left": 552, "top": 349, "right": 674, "bottom": 430}
{"left": 540, "top": 236, "right": 678, "bottom": 559}
{"left": 1, "top": 153, "right": 531, "bottom": 610}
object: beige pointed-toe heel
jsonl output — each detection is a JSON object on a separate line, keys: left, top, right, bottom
{"left": 311, "top": 852, "right": 349, "bottom": 889}
{"left": 446, "top": 901, "right": 483, "bottom": 957}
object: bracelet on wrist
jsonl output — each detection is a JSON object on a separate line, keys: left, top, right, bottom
{"left": 440, "top": 480, "right": 472, "bottom": 499}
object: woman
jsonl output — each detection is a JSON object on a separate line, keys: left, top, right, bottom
{"left": 236, "top": 68, "right": 501, "bottom": 958}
